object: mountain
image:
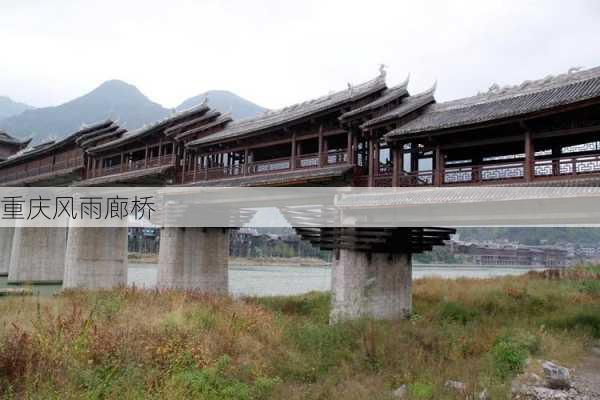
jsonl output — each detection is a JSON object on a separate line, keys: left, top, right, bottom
{"left": 458, "top": 227, "right": 600, "bottom": 247}
{"left": 0, "top": 80, "right": 170, "bottom": 142}
{"left": 177, "top": 90, "right": 266, "bottom": 120}
{"left": 0, "top": 96, "right": 34, "bottom": 120}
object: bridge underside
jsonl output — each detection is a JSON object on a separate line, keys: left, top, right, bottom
{"left": 77, "top": 165, "right": 175, "bottom": 186}
{"left": 3, "top": 167, "right": 84, "bottom": 187}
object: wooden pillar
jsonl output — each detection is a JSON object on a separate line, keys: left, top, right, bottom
{"left": 158, "top": 139, "right": 163, "bottom": 162}
{"left": 318, "top": 124, "right": 324, "bottom": 167}
{"left": 392, "top": 146, "right": 402, "bottom": 187}
{"left": 291, "top": 134, "right": 297, "bottom": 170}
{"left": 120, "top": 153, "right": 125, "bottom": 172}
{"left": 410, "top": 144, "right": 419, "bottom": 172}
{"left": 368, "top": 138, "right": 375, "bottom": 187}
{"left": 552, "top": 143, "right": 562, "bottom": 177}
{"left": 524, "top": 131, "right": 534, "bottom": 181}
{"left": 182, "top": 149, "right": 187, "bottom": 184}
{"left": 192, "top": 153, "right": 198, "bottom": 182}
{"left": 434, "top": 145, "right": 444, "bottom": 186}
{"left": 204, "top": 155, "right": 209, "bottom": 180}
{"left": 243, "top": 148, "right": 249, "bottom": 175}
{"left": 347, "top": 131, "right": 353, "bottom": 164}
{"left": 323, "top": 135, "right": 329, "bottom": 166}
{"left": 352, "top": 135, "right": 358, "bottom": 165}
{"left": 144, "top": 145, "right": 149, "bottom": 168}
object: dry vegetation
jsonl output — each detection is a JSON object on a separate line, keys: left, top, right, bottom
{"left": 0, "top": 266, "right": 599, "bottom": 399}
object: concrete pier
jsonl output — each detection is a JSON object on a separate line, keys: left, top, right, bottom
{"left": 330, "top": 249, "right": 412, "bottom": 323}
{"left": 8, "top": 227, "right": 67, "bottom": 284}
{"left": 158, "top": 227, "right": 229, "bottom": 293}
{"left": 63, "top": 227, "right": 128, "bottom": 289}
{"left": 0, "top": 227, "right": 14, "bottom": 276}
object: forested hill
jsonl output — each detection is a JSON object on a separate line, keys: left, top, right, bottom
{"left": 457, "top": 227, "right": 600, "bottom": 246}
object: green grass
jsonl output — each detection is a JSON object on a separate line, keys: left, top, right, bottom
{"left": 0, "top": 268, "right": 598, "bottom": 399}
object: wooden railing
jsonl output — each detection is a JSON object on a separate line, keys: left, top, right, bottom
{"left": 0, "top": 157, "right": 84, "bottom": 184}
{"left": 372, "top": 153, "right": 600, "bottom": 187}
{"left": 89, "top": 154, "right": 175, "bottom": 179}
{"left": 184, "top": 150, "right": 351, "bottom": 183}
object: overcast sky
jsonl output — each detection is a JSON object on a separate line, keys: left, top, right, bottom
{"left": 1, "top": 0, "right": 599, "bottom": 110}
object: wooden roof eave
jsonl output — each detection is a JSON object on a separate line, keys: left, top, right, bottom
{"left": 187, "top": 105, "right": 354, "bottom": 150}
{"left": 386, "top": 96, "right": 600, "bottom": 143}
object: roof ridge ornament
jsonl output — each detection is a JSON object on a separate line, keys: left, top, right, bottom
{"left": 488, "top": 83, "right": 501, "bottom": 94}
{"left": 347, "top": 82, "right": 354, "bottom": 97}
{"left": 568, "top": 66, "right": 582, "bottom": 74}
{"left": 379, "top": 64, "right": 387, "bottom": 80}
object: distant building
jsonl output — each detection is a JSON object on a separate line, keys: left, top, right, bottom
{"left": 447, "top": 239, "right": 567, "bottom": 267}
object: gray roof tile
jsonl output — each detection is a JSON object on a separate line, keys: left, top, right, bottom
{"left": 339, "top": 77, "right": 409, "bottom": 121}
{"left": 188, "top": 76, "right": 387, "bottom": 147}
{"left": 387, "top": 66, "right": 600, "bottom": 138}
{"left": 362, "top": 85, "right": 436, "bottom": 129}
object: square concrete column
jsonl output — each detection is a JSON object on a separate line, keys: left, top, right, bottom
{"left": 158, "top": 227, "right": 229, "bottom": 293}
{"left": 0, "top": 227, "right": 15, "bottom": 276}
{"left": 8, "top": 227, "right": 67, "bottom": 284}
{"left": 63, "top": 227, "right": 128, "bottom": 289}
{"left": 330, "top": 249, "right": 412, "bottom": 323}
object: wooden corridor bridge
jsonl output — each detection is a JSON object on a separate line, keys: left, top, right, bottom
{"left": 0, "top": 65, "right": 599, "bottom": 321}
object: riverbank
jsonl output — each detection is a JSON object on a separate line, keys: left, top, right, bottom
{"left": 0, "top": 267, "right": 598, "bottom": 399}
{"left": 128, "top": 254, "right": 330, "bottom": 267}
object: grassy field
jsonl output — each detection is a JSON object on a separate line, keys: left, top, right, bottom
{"left": 0, "top": 266, "right": 599, "bottom": 399}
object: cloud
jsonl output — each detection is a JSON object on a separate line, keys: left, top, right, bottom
{"left": 0, "top": 0, "right": 598, "bottom": 109}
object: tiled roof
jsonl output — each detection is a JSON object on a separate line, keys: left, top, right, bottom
{"left": 188, "top": 75, "right": 387, "bottom": 147}
{"left": 362, "top": 85, "right": 436, "bottom": 129}
{"left": 0, "top": 131, "right": 30, "bottom": 146}
{"left": 164, "top": 109, "right": 218, "bottom": 136}
{"left": 0, "top": 120, "right": 120, "bottom": 167}
{"left": 179, "top": 113, "right": 232, "bottom": 141}
{"left": 387, "top": 66, "right": 600, "bottom": 138}
{"left": 88, "top": 103, "right": 211, "bottom": 153}
{"left": 339, "top": 77, "right": 409, "bottom": 121}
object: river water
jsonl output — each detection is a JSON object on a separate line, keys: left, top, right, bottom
{"left": 0, "top": 263, "right": 547, "bottom": 297}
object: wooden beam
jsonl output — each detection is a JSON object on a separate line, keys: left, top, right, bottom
{"left": 392, "top": 146, "right": 401, "bottom": 187}
{"left": 318, "top": 124, "right": 324, "bottom": 167}
{"left": 291, "top": 133, "right": 297, "bottom": 170}
{"left": 524, "top": 130, "right": 534, "bottom": 181}
{"left": 368, "top": 138, "right": 375, "bottom": 187}
{"left": 434, "top": 145, "right": 444, "bottom": 186}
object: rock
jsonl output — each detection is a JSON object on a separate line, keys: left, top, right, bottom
{"left": 523, "top": 373, "right": 545, "bottom": 386}
{"left": 512, "top": 385, "right": 570, "bottom": 399}
{"left": 392, "top": 384, "right": 407, "bottom": 398}
{"left": 529, "top": 386, "right": 570, "bottom": 399}
{"left": 445, "top": 380, "right": 466, "bottom": 393}
{"left": 542, "top": 361, "right": 571, "bottom": 390}
{"left": 478, "top": 389, "right": 489, "bottom": 400}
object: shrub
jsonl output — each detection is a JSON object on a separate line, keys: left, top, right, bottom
{"left": 408, "top": 382, "right": 434, "bottom": 399}
{"left": 580, "top": 280, "right": 600, "bottom": 296}
{"left": 252, "top": 292, "right": 330, "bottom": 322}
{"left": 490, "top": 331, "right": 539, "bottom": 378}
{"left": 438, "top": 302, "right": 479, "bottom": 325}
{"left": 548, "top": 311, "right": 600, "bottom": 338}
